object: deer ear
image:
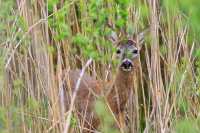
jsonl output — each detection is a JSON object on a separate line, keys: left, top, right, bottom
{"left": 134, "top": 29, "right": 149, "bottom": 50}
{"left": 108, "top": 31, "right": 118, "bottom": 45}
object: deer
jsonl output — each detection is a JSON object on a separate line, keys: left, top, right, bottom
{"left": 62, "top": 32, "right": 144, "bottom": 133}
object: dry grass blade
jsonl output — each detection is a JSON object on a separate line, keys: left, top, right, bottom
{"left": 63, "top": 58, "right": 93, "bottom": 133}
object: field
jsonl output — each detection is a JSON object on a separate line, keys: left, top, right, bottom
{"left": 1, "top": 0, "right": 200, "bottom": 132}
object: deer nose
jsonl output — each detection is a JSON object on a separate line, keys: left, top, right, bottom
{"left": 121, "top": 59, "right": 133, "bottom": 69}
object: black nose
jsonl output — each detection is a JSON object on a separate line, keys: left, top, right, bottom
{"left": 121, "top": 60, "right": 133, "bottom": 69}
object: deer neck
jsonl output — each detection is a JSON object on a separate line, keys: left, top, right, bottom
{"left": 107, "top": 69, "right": 134, "bottom": 114}
{"left": 114, "top": 70, "right": 134, "bottom": 90}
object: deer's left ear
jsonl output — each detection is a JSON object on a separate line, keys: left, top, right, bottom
{"left": 133, "top": 29, "right": 149, "bottom": 50}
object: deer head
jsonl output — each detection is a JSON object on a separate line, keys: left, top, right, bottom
{"left": 108, "top": 30, "right": 147, "bottom": 72}
{"left": 114, "top": 39, "right": 139, "bottom": 72}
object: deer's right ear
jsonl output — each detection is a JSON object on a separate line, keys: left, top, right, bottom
{"left": 107, "top": 31, "right": 118, "bottom": 45}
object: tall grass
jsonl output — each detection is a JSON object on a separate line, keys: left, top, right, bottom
{"left": 0, "top": 0, "right": 200, "bottom": 132}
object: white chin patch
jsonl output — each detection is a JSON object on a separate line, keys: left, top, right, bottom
{"left": 122, "top": 67, "right": 132, "bottom": 72}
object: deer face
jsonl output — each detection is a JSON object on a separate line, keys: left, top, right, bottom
{"left": 115, "top": 39, "right": 139, "bottom": 72}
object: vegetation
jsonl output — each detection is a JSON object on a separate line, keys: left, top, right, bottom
{"left": 0, "top": 0, "right": 200, "bottom": 132}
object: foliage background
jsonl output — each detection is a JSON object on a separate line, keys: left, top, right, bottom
{"left": 0, "top": 0, "right": 200, "bottom": 132}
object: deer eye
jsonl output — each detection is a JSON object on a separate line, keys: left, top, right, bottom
{"left": 116, "top": 49, "right": 121, "bottom": 54}
{"left": 132, "top": 49, "right": 138, "bottom": 54}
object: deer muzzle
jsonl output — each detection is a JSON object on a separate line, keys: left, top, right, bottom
{"left": 120, "top": 59, "right": 133, "bottom": 72}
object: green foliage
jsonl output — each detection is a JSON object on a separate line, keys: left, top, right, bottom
{"left": 162, "top": 0, "right": 179, "bottom": 13}
{"left": 10, "top": 106, "right": 22, "bottom": 131}
{"left": 72, "top": 34, "right": 90, "bottom": 47}
{"left": 0, "top": 0, "right": 14, "bottom": 43}
{"left": 0, "top": 107, "right": 7, "bottom": 131}
{"left": 140, "top": 3, "right": 149, "bottom": 21}
{"left": 115, "top": 0, "right": 131, "bottom": 29}
{"left": 178, "top": 98, "right": 188, "bottom": 114}
{"left": 26, "top": 97, "right": 40, "bottom": 111}
{"left": 0, "top": 0, "right": 14, "bottom": 20}
{"left": 175, "top": 118, "right": 200, "bottom": 133}
{"left": 163, "top": 0, "right": 200, "bottom": 40}
{"left": 195, "top": 58, "right": 200, "bottom": 95}
{"left": 13, "top": 78, "right": 24, "bottom": 95}
{"left": 70, "top": 114, "right": 78, "bottom": 128}
{"left": 47, "top": 45, "right": 56, "bottom": 54}
{"left": 1, "top": 0, "right": 200, "bottom": 132}
{"left": 48, "top": 0, "right": 59, "bottom": 12}
{"left": 48, "top": 1, "right": 70, "bottom": 41}
{"left": 17, "top": 16, "right": 29, "bottom": 32}
{"left": 72, "top": 33, "right": 101, "bottom": 60}
{"left": 194, "top": 48, "right": 200, "bottom": 58}
{"left": 179, "top": 0, "right": 200, "bottom": 34}
{"left": 95, "top": 99, "right": 119, "bottom": 133}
